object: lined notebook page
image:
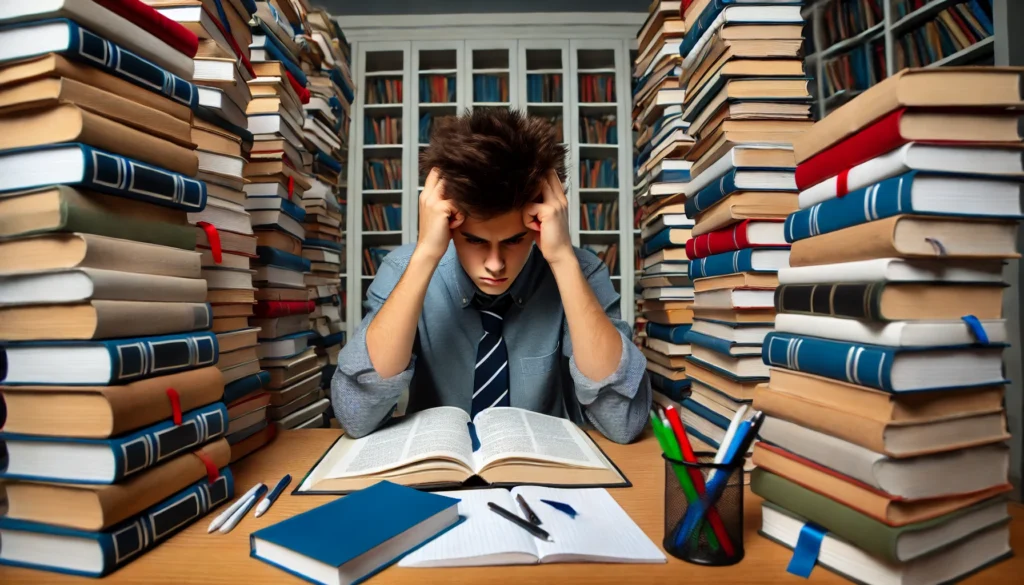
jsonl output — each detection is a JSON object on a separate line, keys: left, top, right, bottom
{"left": 515, "top": 486, "right": 666, "bottom": 564}
{"left": 398, "top": 489, "right": 539, "bottom": 567}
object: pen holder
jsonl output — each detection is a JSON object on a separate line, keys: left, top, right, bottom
{"left": 663, "top": 452, "right": 745, "bottom": 566}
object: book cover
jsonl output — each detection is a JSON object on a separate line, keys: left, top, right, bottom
{"left": 689, "top": 247, "right": 790, "bottom": 279}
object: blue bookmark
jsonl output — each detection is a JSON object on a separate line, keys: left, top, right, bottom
{"left": 961, "top": 315, "right": 990, "bottom": 345}
{"left": 786, "top": 522, "right": 827, "bottom": 578}
{"left": 468, "top": 422, "right": 481, "bottom": 451}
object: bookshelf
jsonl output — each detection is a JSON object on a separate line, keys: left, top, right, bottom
{"left": 349, "top": 37, "right": 637, "bottom": 329}
{"left": 804, "top": 0, "right": 998, "bottom": 117}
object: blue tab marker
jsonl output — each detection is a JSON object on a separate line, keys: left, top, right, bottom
{"left": 961, "top": 315, "right": 990, "bottom": 345}
{"left": 786, "top": 522, "right": 827, "bottom": 578}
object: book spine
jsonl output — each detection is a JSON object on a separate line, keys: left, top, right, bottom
{"left": 253, "top": 300, "right": 315, "bottom": 318}
{"left": 684, "top": 330, "right": 737, "bottom": 357}
{"left": 685, "top": 169, "right": 739, "bottom": 217}
{"left": 761, "top": 332, "right": 895, "bottom": 391}
{"left": 641, "top": 228, "right": 675, "bottom": 256}
{"left": 784, "top": 171, "right": 916, "bottom": 242}
{"left": 75, "top": 144, "right": 207, "bottom": 212}
{"left": 794, "top": 109, "right": 907, "bottom": 191}
{"left": 682, "top": 396, "right": 731, "bottom": 429}
{"left": 60, "top": 199, "right": 196, "bottom": 250}
{"left": 65, "top": 20, "right": 198, "bottom": 109}
{"left": 105, "top": 331, "right": 219, "bottom": 384}
{"left": 651, "top": 372, "right": 691, "bottom": 400}
{"left": 646, "top": 323, "right": 692, "bottom": 344}
{"left": 690, "top": 248, "right": 755, "bottom": 279}
{"left": 775, "top": 283, "right": 884, "bottom": 320}
{"left": 110, "top": 402, "right": 228, "bottom": 481}
{"left": 797, "top": 144, "right": 912, "bottom": 209}
{"left": 686, "top": 221, "right": 749, "bottom": 260}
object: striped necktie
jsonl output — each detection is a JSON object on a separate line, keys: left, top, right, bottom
{"left": 472, "top": 298, "right": 511, "bottom": 417}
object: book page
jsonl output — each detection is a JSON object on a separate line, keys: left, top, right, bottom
{"left": 323, "top": 407, "right": 473, "bottom": 478}
{"left": 472, "top": 407, "right": 607, "bottom": 471}
{"left": 512, "top": 486, "right": 665, "bottom": 564}
{"left": 398, "top": 489, "right": 539, "bottom": 568}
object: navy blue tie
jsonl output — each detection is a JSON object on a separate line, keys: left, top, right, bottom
{"left": 472, "top": 300, "right": 511, "bottom": 417}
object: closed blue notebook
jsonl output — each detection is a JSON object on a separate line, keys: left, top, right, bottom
{"left": 250, "top": 481, "right": 462, "bottom": 585}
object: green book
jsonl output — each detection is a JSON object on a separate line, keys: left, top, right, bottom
{"left": 751, "top": 469, "right": 1009, "bottom": 563}
{"left": 0, "top": 186, "right": 195, "bottom": 250}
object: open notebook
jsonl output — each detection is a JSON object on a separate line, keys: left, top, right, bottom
{"left": 399, "top": 487, "right": 666, "bottom": 567}
{"left": 296, "top": 407, "right": 628, "bottom": 494}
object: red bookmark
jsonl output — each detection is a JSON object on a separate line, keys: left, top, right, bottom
{"left": 835, "top": 168, "right": 851, "bottom": 198}
{"left": 287, "top": 176, "right": 295, "bottom": 200}
{"left": 165, "top": 387, "right": 183, "bottom": 426}
{"left": 192, "top": 449, "right": 220, "bottom": 484}
{"left": 196, "top": 221, "right": 222, "bottom": 264}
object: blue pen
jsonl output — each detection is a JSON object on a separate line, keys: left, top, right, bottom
{"left": 255, "top": 474, "right": 292, "bottom": 518}
{"left": 673, "top": 420, "right": 753, "bottom": 547}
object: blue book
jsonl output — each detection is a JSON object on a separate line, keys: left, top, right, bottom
{"left": 681, "top": 397, "right": 731, "bottom": 430}
{"left": 1, "top": 402, "right": 228, "bottom": 483}
{"left": 761, "top": 332, "right": 1008, "bottom": 393}
{"left": 255, "top": 246, "right": 312, "bottom": 272}
{"left": 689, "top": 247, "right": 790, "bottom": 280}
{"left": 224, "top": 370, "right": 271, "bottom": 404}
{"left": 304, "top": 238, "right": 343, "bottom": 252}
{"left": 683, "top": 168, "right": 796, "bottom": 217}
{"left": 641, "top": 227, "right": 688, "bottom": 256}
{"left": 1, "top": 331, "right": 218, "bottom": 386}
{"left": 0, "top": 19, "right": 197, "bottom": 108}
{"left": 679, "top": 1, "right": 804, "bottom": 58}
{"left": 784, "top": 171, "right": 1024, "bottom": 243}
{"left": 330, "top": 68, "right": 355, "bottom": 104}
{"left": 685, "top": 356, "right": 766, "bottom": 383}
{"left": 646, "top": 323, "right": 692, "bottom": 344}
{"left": 684, "top": 330, "right": 759, "bottom": 357}
{"left": 247, "top": 195, "right": 306, "bottom": 220}
{"left": 650, "top": 372, "right": 691, "bottom": 400}
{"left": 250, "top": 481, "right": 462, "bottom": 584}
{"left": 971, "top": 0, "right": 994, "bottom": 35}
{"left": 0, "top": 471, "right": 233, "bottom": 577}
{"left": 252, "top": 22, "right": 308, "bottom": 86}
{"left": 227, "top": 418, "right": 268, "bottom": 445}
{"left": 0, "top": 143, "right": 207, "bottom": 211}
{"left": 311, "top": 332, "right": 345, "bottom": 348}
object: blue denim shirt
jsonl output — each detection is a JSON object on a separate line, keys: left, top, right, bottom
{"left": 331, "top": 242, "right": 651, "bottom": 443}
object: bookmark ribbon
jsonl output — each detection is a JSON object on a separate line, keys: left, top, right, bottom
{"left": 196, "top": 221, "right": 222, "bottom": 264}
{"left": 925, "top": 237, "right": 947, "bottom": 256}
{"left": 961, "top": 315, "right": 990, "bottom": 345}
{"left": 468, "top": 422, "right": 481, "bottom": 452}
{"left": 288, "top": 176, "right": 295, "bottom": 200}
{"left": 786, "top": 521, "right": 827, "bottom": 578}
{"left": 835, "top": 169, "right": 850, "bottom": 198}
{"left": 192, "top": 449, "right": 221, "bottom": 484}
{"left": 165, "top": 387, "right": 183, "bottom": 426}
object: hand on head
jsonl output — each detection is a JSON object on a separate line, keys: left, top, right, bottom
{"left": 522, "top": 170, "right": 573, "bottom": 265}
{"left": 417, "top": 168, "right": 465, "bottom": 261}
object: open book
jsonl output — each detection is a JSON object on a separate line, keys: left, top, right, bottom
{"left": 399, "top": 486, "right": 666, "bottom": 567}
{"left": 296, "top": 407, "right": 628, "bottom": 494}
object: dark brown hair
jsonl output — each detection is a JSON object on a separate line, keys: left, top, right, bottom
{"left": 420, "top": 108, "right": 567, "bottom": 218}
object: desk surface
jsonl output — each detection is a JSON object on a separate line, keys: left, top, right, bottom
{"left": 3, "top": 430, "right": 1022, "bottom": 584}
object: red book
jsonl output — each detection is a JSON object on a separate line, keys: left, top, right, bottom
{"left": 93, "top": 0, "right": 199, "bottom": 58}
{"left": 286, "top": 72, "right": 311, "bottom": 104}
{"left": 685, "top": 219, "right": 788, "bottom": 260}
{"left": 253, "top": 300, "right": 315, "bottom": 318}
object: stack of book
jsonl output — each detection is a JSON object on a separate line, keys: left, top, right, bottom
{"left": 752, "top": 67, "right": 1021, "bottom": 584}
{"left": 0, "top": 0, "right": 234, "bottom": 575}
{"left": 654, "top": 0, "right": 807, "bottom": 464}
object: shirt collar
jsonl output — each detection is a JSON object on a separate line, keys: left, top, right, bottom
{"left": 452, "top": 244, "right": 546, "bottom": 310}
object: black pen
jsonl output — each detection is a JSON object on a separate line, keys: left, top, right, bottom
{"left": 488, "top": 502, "right": 553, "bottom": 542}
{"left": 515, "top": 494, "right": 542, "bottom": 526}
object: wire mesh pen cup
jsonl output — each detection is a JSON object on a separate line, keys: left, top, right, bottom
{"left": 663, "top": 452, "right": 745, "bottom": 566}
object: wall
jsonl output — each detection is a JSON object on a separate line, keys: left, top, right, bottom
{"left": 314, "top": 0, "right": 650, "bottom": 15}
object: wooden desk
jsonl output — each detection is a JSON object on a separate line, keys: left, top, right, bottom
{"left": 3, "top": 430, "right": 1022, "bottom": 584}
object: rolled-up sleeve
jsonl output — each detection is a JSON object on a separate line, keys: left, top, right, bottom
{"left": 564, "top": 255, "right": 652, "bottom": 444}
{"left": 331, "top": 255, "right": 415, "bottom": 438}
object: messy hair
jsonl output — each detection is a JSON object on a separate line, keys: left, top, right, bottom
{"left": 420, "top": 108, "right": 567, "bottom": 218}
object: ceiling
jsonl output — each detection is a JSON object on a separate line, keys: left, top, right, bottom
{"left": 310, "top": 0, "right": 650, "bottom": 16}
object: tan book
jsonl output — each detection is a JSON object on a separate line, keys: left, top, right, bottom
{"left": 685, "top": 77, "right": 811, "bottom": 109}
{"left": 268, "top": 387, "right": 323, "bottom": 420}
{"left": 643, "top": 309, "right": 695, "bottom": 325}
{"left": 0, "top": 77, "right": 193, "bottom": 147}
{"left": 0, "top": 232, "right": 199, "bottom": 277}
{"left": 267, "top": 362, "right": 321, "bottom": 391}
{"left": 691, "top": 192, "right": 799, "bottom": 236}
{"left": 686, "top": 357, "right": 759, "bottom": 402}
{"left": 192, "top": 114, "right": 243, "bottom": 142}
{"left": 221, "top": 358, "right": 261, "bottom": 383}
{"left": 210, "top": 303, "right": 253, "bottom": 318}
{"left": 690, "top": 139, "right": 796, "bottom": 179}
{"left": 217, "top": 327, "right": 260, "bottom": 353}
{"left": 249, "top": 80, "right": 303, "bottom": 117}
{"left": 192, "top": 125, "right": 242, "bottom": 157}
{"left": 255, "top": 287, "right": 309, "bottom": 301}
{"left": 641, "top": 346, "right": 688, "bottom": 369}
{"left": 212, "top": 315, "right": 250, "bottom": 332}
{"left": 690, "top": 100, "right": 811, "bottom": 141}
{"left": 693, "top": 272, "right": 778, "bottom": 292}
{"left": 796, "top": 67, "right": 1024, "bottom": 163}
{"left": 255, "top": 229, "right": 303, "bottom": 255}
{"left": 3, "top": 439, "right": 230, "bottom": 531}
{"left": 297, "top": 406, "right": 627, "bottom": 494}
{"left": 0, "top": 53, "right": 190, "bottom": 121}
{"left": 682, "top": 35, "right": 804, "bottom": 90}
{"left": 207, "top": 288, "right": 256, "bottom": 304}
{"left": 789, "top": 216, "right": 1021, "bottom": 267}
{"left": 0, "top": 104, "right": 197, "bottom": 176}
{"left": 686, "top": 121, "right": 801, "bottom": 163}
{"left": 690, "top": 307, "right": 775, "bottom": 323}
{"left": 768, "top": 369, "right": 1005, "bottom": 424}
{"left": 0, "top": 301, "right": 211, "bottom": 340}
{"left": 205, "top": 182, "right": 247, "bottom": 206}
{"left": 197, "top": 225, "right": 258, "bottom": 255}
{"left": 267, "top": 372, "right": 322, "bottom": 407}
{"left": 0, "top": 268, "right": 207, "bottom": 304}
{"left": 244, "top": 160, "right": 314, "bottom": 190}
{"left": 262, "top": 348, "right": 318, "bottom": 373}
{"left": 752, "top": 443, "right": 1012, "bottom": 527}
{"left": 198, "top": 169, "right": 246, "bottom": 192}
{"left": 636, "top": 2, "right": 683, "bottom": 56}
{"left": 646, "top": 361, "right": 687, "bottom": 381}
{"left": 0, "top": 366, "right": 223, "bottom": 438}
{"left": 219, "top": 345, "right": 259, "bottom": 370}
{"left": 752, "top": 385, "right": 1011, "bottom": 457}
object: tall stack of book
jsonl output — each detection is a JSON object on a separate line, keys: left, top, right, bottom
{"left": 632, "top": 1, "right": 694, "bottom": 409}
{"left": 0, "top": 0, "right": 233, "bottom": 575}
{"left": 302, "top": 5, "right": 352, "bottom": 429}
{"left": 657, "top": 0, "right": 808, "bottom": 465}
{"left": 752, "top": 68, "right": 1021, "bottom": 584}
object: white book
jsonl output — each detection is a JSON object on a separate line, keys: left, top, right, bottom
{"left": 639, "top": 274, "right": 692, "bottom": 288}
{"left": 691, "top": 346, "right": 768, "bottom": 378}
{"left": 198, "top": 86, "right": 248, "bottom": 130}
{"left": 694, "top": 288, "right": 774, "bottom": 309}
{"left": 685, "top": 145, "right": 795, "bottom": 195}
{"left": 275, "top": 398, "right": 331, "bottom": 429}
{"left": 778, "top": 258, "right": 1006, "bottom": 285}
{"left": 644, "top": 261, "right": 690, "bottom": 276}
{"left": 249, "top": 114, "right": 304, "bottom": 150}
{"left": 760, "top": 505, "right": 1010, "bottom": 585}
{"left": 199, "top": 249, "right": 250, "bottom": 270}
{"left": 249, "top": 210, "right": 304, "bottom": 240}
{"left": 245, "top": 182, "right": 290, "bottom": 198}
{"left": 304, "top": 96, "right": 338, "bottom": 125}
{"left": 257, "top": 334, "right": 310, "bottom": 359}
{"left": 201, "top": 267, "right": 254, "bottom": 290}
{"left": 773, "top": 314, "right": 1008, "bottom": 347}
{"left": 758, "top": 416, "right": 1010, "bottom": 500}
{"left": 799, "top": 144, "right": 1024, "bottom": 209}
{"left": 644, "top": 338, "right": 691, "bottom": 356}
{"left": 642, "top": 286, "right": 694, "bottom": 300}
{"left": 254, "top": 266, "right": 305, "bottom": 289}
{"left": 691, "top": 319, "right": 772, "bottom": 344}
{"left": 0, "top": 0, "right": 193, "bottom": 79}
{"left": 292, "top": 411, "right": 327, "bottom": 429}
{"left": 0, "top": 268, "right": 206, "bottom": 304}
{"left": 197, "top": 150, "right": 246, "bottom": 179}
{"left": 680, "top": 4, "right": 803, "bottom": 72}
{"left": 188, "top": 198, "right": 253, "bottom": 235}
{"left": 400, "top": 487, "right": 665, "bottom": 567}
{"left": 194, "top": 58, "right": 243, "bottom": 83}
{"left": 687, "top": 385, "right": 740, "bottom": 421}
{"left": 637, "top": 40, "right": 682, "bottom": 80}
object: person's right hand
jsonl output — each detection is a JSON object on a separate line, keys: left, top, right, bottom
{"left": 416, "top": 168, "right": 464, "bottom": 263}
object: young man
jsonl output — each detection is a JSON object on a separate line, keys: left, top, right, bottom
{"left": 332, "top": 109, "right": 651, "bottom": 443}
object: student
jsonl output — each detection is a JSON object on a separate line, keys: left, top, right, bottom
{"left": 332, "top": 109, "right": 650, "bottom": 443}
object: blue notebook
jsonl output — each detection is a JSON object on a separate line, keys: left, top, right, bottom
{"left": 250, "top": 481, "right": 462, "bottom": 585}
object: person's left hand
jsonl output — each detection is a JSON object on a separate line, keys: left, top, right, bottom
{"left": 523, "top": 170, "right": 575, "bottom": 266}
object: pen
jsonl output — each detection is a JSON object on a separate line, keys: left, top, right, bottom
{"left": 515, "top": 494, "right": 542, "bottom": 525}
{"left": 488, "top": 502, "right": 553, "bottom": 542}
{"left": 207, "top": 482, "right": 264, "bottom": 533}
{"left": 219, "top": 485, "right": 267, "bottom": 534}
{"left": 255, "top": 474, "right": 292, "bottom": 518}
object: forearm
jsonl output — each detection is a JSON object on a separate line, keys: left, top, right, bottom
{"left": 366, "top": 249, "right": 438, "bottom": 378}
{"left": 550, "top": 256, "right": 623, "bottom": 381}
